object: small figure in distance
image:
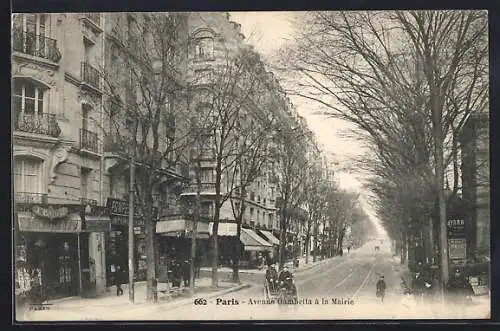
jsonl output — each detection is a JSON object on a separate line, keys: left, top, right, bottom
{"left": 376, "top": 275, "right": 387, "bottom": 303}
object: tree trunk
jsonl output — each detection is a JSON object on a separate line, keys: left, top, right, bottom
{"left": 400, "top": 232, "right": 407, "bottom": 265}
{"left": 211, "top": 218, "right": 219, "bottom": 288}
{"left": 305, "top": 233, "right": 310, "bottom": 264}
{"left": 433, "top": 110, "right": 449, "bottom": 287}
{"left": 279, "top": 207, "right": 287, "bottom": 269}
{"left": 190, "top": 159, "right": 202, "bottom": 292}
{"left": 312, "top": 226, "right": 318, "bottom": 263}
{"left": 232, "top": 220, "right": 242, "bottom": 283}
{"left": 144, "top": 194, "right": 157, "bottom": 303}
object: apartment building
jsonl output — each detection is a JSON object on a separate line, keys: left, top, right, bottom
{"left": 13, "top": 13, "right": 108, "bottom": 299}
{"left": 460, "top": 111, "right": 490, "bottom": 260}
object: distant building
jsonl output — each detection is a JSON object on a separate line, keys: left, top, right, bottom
{"left": 459, "top": 111, "right": 490, "bottom": 260}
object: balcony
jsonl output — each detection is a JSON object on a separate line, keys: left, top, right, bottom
{"left": 181, "top": 183, "right": 216, "bottom": 194}
{"left": 12, "top": 30, "right": 61, "bottom": 63}
{"left": 14, "top": 112, "right": 61, "bottom": 138}
{"left": 85, "top": 13, "right": 101, "bottom": 26}
{"left": 81, "top": 61, "right": 101, "bottom": 92}
{"left": 80, "top": 128, "right": 99, "bottom": 153}
{"left": 15, "top": 192, "right": 48, "bottom": 206}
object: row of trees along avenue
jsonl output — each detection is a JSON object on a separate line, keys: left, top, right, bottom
{"left": 97, "top": 12, "right": 361, "bottom": 301}
{"left": 278, "top": 11, "right": 488, "bottom": 289}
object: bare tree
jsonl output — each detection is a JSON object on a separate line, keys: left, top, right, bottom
{"left": 188, "top": 47, "right": 278, "bottom": 287}
{"left": 279, "top": 10, "right": 488, "bottom": 285}
{"left": 99, "top": 13, "right": 192, "bottom": 303}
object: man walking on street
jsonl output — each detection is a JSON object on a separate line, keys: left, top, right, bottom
{"left": 446, "top": 268, "right": 474, "bottom": 317}
{"left": 376, "top": 275, "right": 387, "bottom": 303}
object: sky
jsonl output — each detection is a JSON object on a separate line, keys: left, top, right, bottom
{"left": 229, "top": 12, "right": 386, "bottom": 237}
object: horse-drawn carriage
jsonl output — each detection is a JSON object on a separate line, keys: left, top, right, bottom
{"left": 264, "top": 272, "right": 298, "bottom": 304}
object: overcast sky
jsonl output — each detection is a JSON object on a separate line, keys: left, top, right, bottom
{"left": 229, "top": 12, "right": 386, "bottom": 236}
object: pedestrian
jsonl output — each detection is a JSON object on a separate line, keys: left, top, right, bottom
{"left": 446, "top": 268, "right": 474, "bottom": 315}
{"left": 181, "top": 259, "right": 191, "bottom": 287}
{"left": 115, "top": 265, "right": 124, "bottom": 296}
{"left": 171, "top": 259, "right": 182, "bottom": 288}
{"left": 376, "top": 275, "right": 387, "bottom": 303}
{"left": 411, "top": 271, "right": 425, "bottom": 304}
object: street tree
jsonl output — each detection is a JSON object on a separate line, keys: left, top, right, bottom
{"left": 99, "top": 13, "right": 192, "bottom": 303}
{"left": 273, "top": 122, "right": 309, "bottom": 269}
{"left": 189, "top": 47, "right": 279, "bottom": 287}
{"left": 279, "top": 10, "right": 488, "bottom": 284}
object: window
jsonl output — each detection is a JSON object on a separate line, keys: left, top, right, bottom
{"left": 13, "top": 80, "right": 45, "bottom": 115}
{"left": 13, "top": 14, "right": 47, "bottom": 55}
{"left": 194, "top": 69, "right": 213, "bottom": 85}
{"left": 195, "top": 37, "right": 214, "bottom": 59}
{"left": 81, "top": 167, "right": 92, "bottom": 199}
{"left": 14, "top": 157, "right": 43, "bottom": 194}
{"left": 257, "top": 210, "right": 260, "bottom": 221}
{"left": 200, "top": 168, "right": 214, "bottom": 183}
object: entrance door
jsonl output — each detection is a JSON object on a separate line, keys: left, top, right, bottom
{"left": 106, "top": 225, "right": 128, "bottom": 286}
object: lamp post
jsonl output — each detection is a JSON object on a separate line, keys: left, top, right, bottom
{"left": 128, "top": 153, "right": 135, "bottom": 303}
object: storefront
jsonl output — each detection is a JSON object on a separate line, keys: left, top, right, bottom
{"left": 106, "top": 198, "right": 157, "bottom": 284}
{"left": 258, "top": 229, "right": 280, "bottom": 263}
{"left": 79, "top": 206, "right": 110, "bottom": 297}
{"left": 155, "top": 218, "right": 210, "bottom": 281}
{"left": 208, "top": 222, "right": 273, "bottom": 268}
{"left": 15, "top": 205, "right": 81, "bottom": 300}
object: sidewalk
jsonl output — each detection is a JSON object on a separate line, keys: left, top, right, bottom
{"left": 17, "top": 277, "right": 249, "bottom": 321}
{"left": 383, "top": 256, "right": 491, "bottom": 319}
{"left": 200, "top": 255, "right": 338, "bottom": 276}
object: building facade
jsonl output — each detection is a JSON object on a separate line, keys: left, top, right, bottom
{"left": 13, "top": 13, "right": 108, "bottom": 299}
{"left": 460, "top": 111, "right": 490, "bottom": 260}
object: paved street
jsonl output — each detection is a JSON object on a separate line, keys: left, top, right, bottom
{"left": 138, "top": 241, "right": 490, "bottom": 320}
{"left": 17, "top": 241, "right": 490, "bottom": 321}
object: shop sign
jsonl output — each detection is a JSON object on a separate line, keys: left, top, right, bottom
{"left": 447, "top": 219, "right": 465, "bottom": 238}
{"left": 448, "top": 238, "right": 467, "bottom": 262}
{"left": 32, "top": 205, "right": 69, "bottom": 220}
{"left": 106, "top": 198, "right": 158, "bottom": 219}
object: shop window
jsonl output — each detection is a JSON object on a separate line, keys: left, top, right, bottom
{"left": 14, "top": 156, "right": 43, "bottom": 196}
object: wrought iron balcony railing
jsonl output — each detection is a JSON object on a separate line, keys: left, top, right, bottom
{"left": 14, "top": 112, "right": 61, "bottom": 137}
{"left": 84, "top": 13, "right": 101, "bottom": 26}
{"left": 182, "top": 183, "right": 216, "bottom": 194}
{"left": 80, "top": 128, "right": 99, "bottom": 153}
{"left": 81, "top": 61, "right": 101, "bottom": 90}
{"left": 12, "top": 30, "right": 61, "bottom": 63}
{"left": 15, "top": 192, "right": 48, "bottom": 205}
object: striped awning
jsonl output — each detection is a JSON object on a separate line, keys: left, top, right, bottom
{"left": 241, "top": 228, "right": 273, "bottom": 252}
{"left": 209, "top": 222, "right": 237, "bottom": 236}
{"left": 156, "top": 219, "right": 209, "bottom": 238}
{"left": 259, "top": 230, "right": 280, "bottom": 245}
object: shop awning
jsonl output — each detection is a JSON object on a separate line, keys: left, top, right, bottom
{"left": 241, "top": 228, "right": 273, "bottom": 252}
{"left": 209, "top": 222, "right": 238, "bottom": 236}
{"left": 156, "top": 219, "right": 209, "bottom": 238}
{"left": 70, "top": 214, "right": 111, "bottom": 232}
{"left": 259, "top": 230, "right": 280, "bottom": 245}
{"left": 18, "top": 211, "right": 81, "bottom": 233}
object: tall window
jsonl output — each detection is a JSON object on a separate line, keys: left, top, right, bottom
{"left": 200, "top": 168, "right": 214, "bottom": 183}
{"left": 14, "top": 157, "right": 43, "bottom": 194}
{"left": 13, "top": 80, "right": 45, "bottom": 115}
{"left": 195, "top": 37, "right": 214, "bottom": 59}
{"left": 81, "top": 167, "right": 92, "bottom": 199}
{"left": 13, "top": 14, "right": 47, "bottom": 54}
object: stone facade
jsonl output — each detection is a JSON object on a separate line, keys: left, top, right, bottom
{"left": 460, "top": 111, "right": 490, "bottom": 259}
{"left": 13, "top": 13, "right": 107, "bottom": 299}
